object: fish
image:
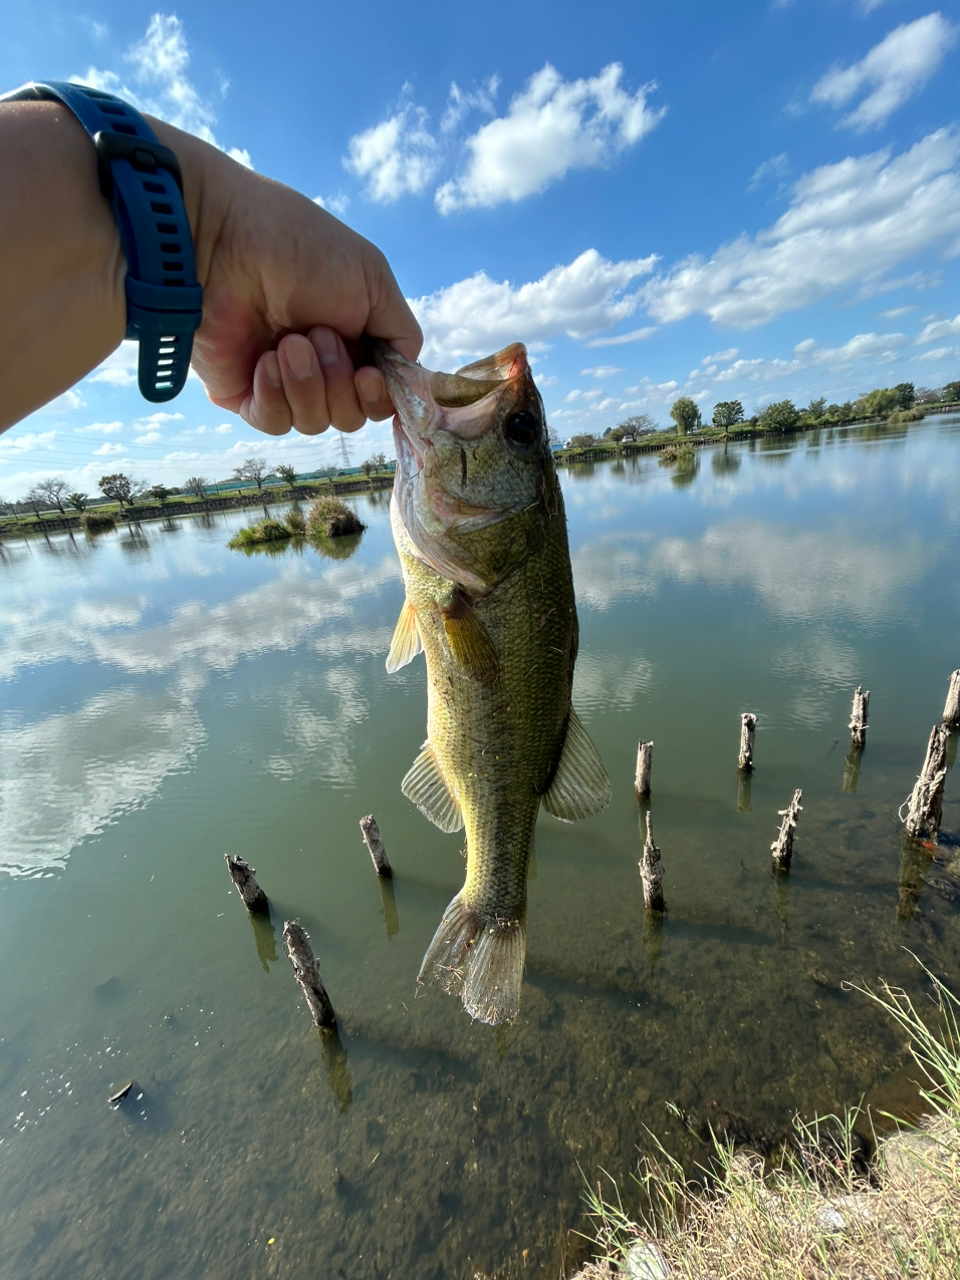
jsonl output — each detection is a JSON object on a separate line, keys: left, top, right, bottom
{"left": 374, "top": 340, "right": 611, "bottom": 1025}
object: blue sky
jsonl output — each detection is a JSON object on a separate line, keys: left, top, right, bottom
{"left": 2, "top": 0, "right": 959, "bottom": 494}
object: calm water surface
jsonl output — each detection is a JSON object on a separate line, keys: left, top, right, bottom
{"left": 1, "top": 419, "right": 959, "bottom": 1278}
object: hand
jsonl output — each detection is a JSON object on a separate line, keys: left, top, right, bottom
{"left": 158, "top": 123, "right": 423, "bottom": 436}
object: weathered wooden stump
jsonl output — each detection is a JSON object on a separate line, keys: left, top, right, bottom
{"left": 738, "top": 713, "right": 757, "bottom": 771}
{"left": 849, "top": 686, "right": 870, "bottom": 747}
{"left": 283, "top": 921, "right": 337, "bottom": 1029}
{"left": 634, "top": 741, "right": 653, "bottom": 798}
{"left": 943, "top": 670, "right": 960, "bottom": 728}
{"left": 638, "top": 811, "right": 665, "bottom": 913}
{"left": 771, "top": 789, "right": 803, "bottom": 870}
{"left": 359, "top": 814, "right": 392, "bottom": 877}
{"left": 902, "top": 725, "right": 949, "bottom": 841}
{"left": 225, "top": 854, "right": 268, "bottom": 913}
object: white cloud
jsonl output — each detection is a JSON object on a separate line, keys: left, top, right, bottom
{"left": 86, "top": 340, "right": 138, "bottom": 387}
{"left": 0, "top": 431, "right": 56, "bottom": 454}
{"left": 644, "top": 128, "right": 960, "bottom": 329}
{"left": 580, "top": 365, "right": 624, "bottom": 378}
{"left": 94, "top": 443, "right": 125, "bottom": 456}
{"left": 916, "top": 313, "right": 960, "bottom": 344}
{"left": 440, "top": 76, "right": 500, "bottom": 133}
{"left": 135, "top": 411, "right": 183, "bottom": 426}
{"left": 436, "top": 63, "right": 664, "bottom": 212}
{"left": 917, "top": 345, "right": 957, "bottom": 361}
{"left": 703, "top": 348, "right": 739, "bottom": 364}
{"left": 749, "top": 153, "right": 789, "bottom": 190}
{"left": 583, "top": 325, "right": 658, "bottom": 349}
{"left": 344, "top": 97, "right": 439, "bottom": 202}
{"left": 72, "top": 14, "right": 252, "bottom": 166}
{"left": 810, "top": 13, "right": 957, "bottom": 131}
{"left": 134, "top": 433, "right": 162, "bottom": 445}
{"left": 878, "top": 305, "right": 916, "bottom": 318}
{"left": 413, "top": 248, "right": 656, "bottom": 366}
{"left": 313, "top": 192, "right": 351, "bottom": 217}
{"left": 213, "top": 423, "right": 233, "bottom": 434}
{"left": 77, "top": 421, "right": 124, "bottom": 435}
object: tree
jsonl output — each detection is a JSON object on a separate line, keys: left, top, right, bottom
{"left": 854, "top": 388, "right": 899, "bottom": 418}
{"left": 148, "top": 485, "right": 175, "bottom": 506}
{"left": 757, "top": 400, "right": 800, "bottom": 433}
{"left": 568, "top": 434, "right": 596, "bottom": 449}
{"left": 712, "top": 400, "right": 744, "bottom": 428}
{"left": 24, "top": 486, "right": 46, "bottom": 517}
{"left": 941, "top": 381, "right": 960, "bottom": 403}
{"left": 360, "top": 453, "right": 385, "bottom": 487}
{"left": 607, "top": 426, "right": 626, "bottom": 443}
{"left": 233, "top": 457, "right": 269, "bottom": 491}
{"left": 276, "top": 464, "right": 298, "bottom": 489}
{"left": 617, "top": 414, "right": 655, "bottom": 441}
{"left": 915, "top": 387, "right": 941, "bottom": 405}
{"left": 319, "top": 466, "right": 338, "bottom": 486}
{"left": 805, "top": 397, "right": 827, "bottom": 419}
{"left": 36, "top": 477, "right": 70, "bottom": 514}
{"left": 184, "top": 476, "right": 209, "bottom": 498}
{"left": 670, "top": 397, "right": 700, "bottom": 435}
{"left": 68, "top": 492, "right": 89, "bottom": 512}
{"left": 894, "top": 382, "right": 916, "bottom": 409}
{"left": 99, "top": 473, "right": 144, "bottom": 507}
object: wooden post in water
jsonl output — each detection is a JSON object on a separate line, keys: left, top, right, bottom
{"left": 902, "top": 725, "right": 949, "bottom": 841}
{"left": 943, "top": 670, "right": 960, "bottom": 728}
{"left": 283, "top": 921, "right": 337, "bottom": 1029}
{"left": 849, "top": 686, "right": 870, "bottom": 747}
{"left": 771, "top": 789, "right": 803, "bottom": 871}
{"left": 638, "top": 811, "right": 665, "bottom": 913}
{"left": 738, "top": 713, "right": 757, "bottom": 771}
{"left": 635, "top": 741, "right": 653, "bottom": 798}
{"left": 359, "top": 814, "right": 392, "bottom": 877}
{"left": 224, "top": 854, "right": 268, "bottom": 913}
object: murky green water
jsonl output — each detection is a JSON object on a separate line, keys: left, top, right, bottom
{"left": 1, "top": 419, "right": 959, "bottom": 1279}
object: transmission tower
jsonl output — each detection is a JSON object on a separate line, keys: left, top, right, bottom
{"left": 337, "top": 432, "right": 353, "bottom": 470}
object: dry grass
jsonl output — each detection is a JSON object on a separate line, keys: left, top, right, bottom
{"left": 576, "top": 966, "right": 960, "bottom": 1280}
{"left": 307, "top": 495, "right": 365, "bottom": 539}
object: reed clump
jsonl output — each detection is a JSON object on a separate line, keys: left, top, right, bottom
{"left": 228, "top": 515, "right": 298, "bottom": 549}
{"left": 887, "top": 408, "right": 926, "bottom": 425}
{"left": 80, "top": 511, "right": 116, "bottom": 533}
{"left": 658, "top": 442, "right": 695, "bottom": 467}
{"left": 307, "top": 495, "right": 365, "bottom": 539}
{"left": 576, "top": 966, "right": 960, "bottom": 1279}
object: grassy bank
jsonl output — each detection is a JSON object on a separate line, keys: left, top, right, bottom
{"left": 574, "top": 969, "right": 960, "bottom": 1279}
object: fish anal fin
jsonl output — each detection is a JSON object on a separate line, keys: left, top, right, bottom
{"left": 418, "top": 893, "right": 526, "bottom": 1025}
{"left": 542, "top": 707, "right": 612, "bottom": 822}
{"left": 441, "top": 592, "right": 498, "bottom": 684}
{"left": 401, "top": 743, "right": 463, "bottom": 833}
{"left": 386, "top": 598, "right": 423, "bottom": 673}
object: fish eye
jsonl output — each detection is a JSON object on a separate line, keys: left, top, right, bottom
{"left": 504, "top": 411, "right": 540, "bottom": 451}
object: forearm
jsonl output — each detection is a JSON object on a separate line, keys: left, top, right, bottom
{"left": 0, "top": 100, "right": 220, "bottom": 433}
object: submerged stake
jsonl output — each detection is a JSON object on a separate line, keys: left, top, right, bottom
{"left": 359, "top": 814, "right": 392, "bottom": 877}
{"left": 634, "top": 740, "right": 653, "bottom": 798}
{"left": 849, "top": 686, "right": 870, "bottom": 747}
{"left": 224, "top": 854, "right": 268, "bottom": 913}
{"left": 283, "top": 921, "right": 337, "bottom": 1030}
{"left": 639, "top": 811, "right": 665, "bottom": 913}
{"left": 771, "top": 788, "right": 803, "bottom": 870}
{"left": 902, "top": 725, "right": 949, "bottom": 841}
{"left": 943, "top": 669, "right": 960, "bottom": 728}
{"left": 738, "top": 713, "right": 757, "bottom": 772}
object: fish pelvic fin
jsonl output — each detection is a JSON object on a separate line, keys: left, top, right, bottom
{"left": 418, "top": 893, "right": 526, "bottom": 1026}
{"left": 386, "top": 598, "right": 423, "bottom": 673}
{"left": 542, "top": 706, "right": 612, "bottom": 822}
{"left": 441, "top": 591, "right": 498, "bottom": 685}
{"left": 401, "top": 743, "right": 464, "bottom": 833}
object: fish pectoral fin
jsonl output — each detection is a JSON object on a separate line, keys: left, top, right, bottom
{"left": 542, "top": 707, "right": 612, "bottom": 822}
{"left": 401, "top": 743, "right": 464, "bottom": 833}
{"left": 386, "top": 599, "right": 423, "bottom": 673}
{"left": 441, "top": 593, "right": 498, "bottom": 685}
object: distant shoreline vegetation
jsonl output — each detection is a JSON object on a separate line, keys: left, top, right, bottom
{"left": 227, "top": 495, "right": 365, "bottom": 554}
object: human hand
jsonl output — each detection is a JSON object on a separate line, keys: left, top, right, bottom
{"left": 161, "top": 123, "right": 422, "bottom": 436}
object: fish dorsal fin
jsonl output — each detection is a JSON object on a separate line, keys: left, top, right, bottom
{"left": 386, "top": 599, "right": 423, "bottom": 673}
{"left": 542, "top": 707, "right": 612, "bottom": 822}
{"left": 441, "top": 593, "right": 498, "bottom": 685}
{"left": 402, "top": 743, "right": 464, "bottom": 833}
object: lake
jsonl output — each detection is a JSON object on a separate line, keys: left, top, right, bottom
{"left": 1, "top": 417, "right": 959, "bottom": 1278}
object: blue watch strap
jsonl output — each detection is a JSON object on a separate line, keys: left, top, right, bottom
{"left": 2, "top": 80, "right": 202, "bottom": 402}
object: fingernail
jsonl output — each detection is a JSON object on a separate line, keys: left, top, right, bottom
{"left": 312, "top": 327, "right": 340, "bottom": 369}
{"left": 287, "top": 338, "right": 315, "bottom": 381}
{"left": 264, "top": 353, "right": 282, "bottom": 389}
{"left": 356, "top": 368, "right": 383, "bottom": 403}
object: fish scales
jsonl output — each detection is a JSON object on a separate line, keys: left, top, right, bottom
{"left": 376, "top": 340, "right": 610, "bottom": 1025}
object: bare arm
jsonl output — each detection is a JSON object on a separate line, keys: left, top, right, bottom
{"left": 0, "top": 98, "right": 422, "bottom": 436}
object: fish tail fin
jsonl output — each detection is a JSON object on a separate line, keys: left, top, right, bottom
{"left": 418, "top": 894, "right": 526, "bottom": 1025}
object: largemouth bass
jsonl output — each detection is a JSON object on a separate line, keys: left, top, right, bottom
{"left": 375, "top": 341, "right": 611, "bottom": 1025}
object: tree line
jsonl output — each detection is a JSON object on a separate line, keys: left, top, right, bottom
{"left": 564, "top": 378, "right": 960, "bottom": 451}
{"left": 0, "top": 452, "right": 393, "bottom": 522}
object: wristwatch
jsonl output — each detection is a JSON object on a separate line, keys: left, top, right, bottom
{"left": 2, "top": 79, "right": 203, "bottom": 402}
